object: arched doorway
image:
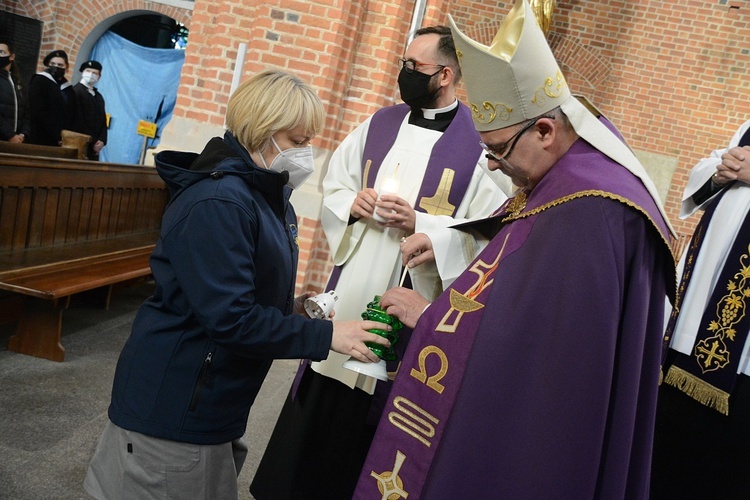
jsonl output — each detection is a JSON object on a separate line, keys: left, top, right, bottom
{"left": 77, "top": 12, "right": 187, "bottom": 164}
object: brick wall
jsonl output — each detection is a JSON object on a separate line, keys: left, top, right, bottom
{"left": 10, "top": 0, "right": 750, "bottom": 293}
{"left": 452, "top": 0, "right": 750, "bottom": 239}
{"left": 5, "top": 1, "right": 192, "bottom": 73}
{"left": 174, "top": 1, "right": 417, "bottom": 151}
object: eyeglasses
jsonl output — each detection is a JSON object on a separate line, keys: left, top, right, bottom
{"left": 480, "top": 115, "right": 555, "bottom": 164}
{"left": 398, "top": 58, "right": 445, "bottom": 74}
{"left": 48, "top": 62, "right": 66, "bottom": 69}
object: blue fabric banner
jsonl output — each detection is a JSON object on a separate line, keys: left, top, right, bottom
{"left": 90, "top": 31, "right": 185, "bottom": 164}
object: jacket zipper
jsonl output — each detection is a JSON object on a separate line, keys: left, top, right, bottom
{"left": 285, "top": 214, "right": 296, "bottom": 311}
{"left": 188, "top": 351, "right": 213, "bottom": 411}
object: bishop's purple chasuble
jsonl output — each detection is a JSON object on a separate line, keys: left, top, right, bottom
{"left": 353, "top": 138, "right": 673, "bottom": 499}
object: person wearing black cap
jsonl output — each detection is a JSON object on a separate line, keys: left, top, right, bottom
{"left": 28, "top": 49, "right": 74, "bottom": 146}
{"left": 69, "top": 60, "right": 107, "bottom": 160}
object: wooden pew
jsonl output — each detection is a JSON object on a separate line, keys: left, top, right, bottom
{"left": 0, "top": 141, "right": 78, "bottom": 159}
{"left": 0, "top": 153, "right": 169, "bottom": 361}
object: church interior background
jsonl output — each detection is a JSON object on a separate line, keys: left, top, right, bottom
{"left": 4, "top": 0, "right": 750, "bottom": 293}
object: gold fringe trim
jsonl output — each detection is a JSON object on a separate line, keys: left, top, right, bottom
{"left": 501, "top": 189, "right": 678, "bottom": 299}
{"left": 664, "top": 365, "right": 730, "bottom": 415}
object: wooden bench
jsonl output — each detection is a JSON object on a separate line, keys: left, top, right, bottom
{"left": 0, "top": 153, "right": 169, "bottom": 361}
{"left": 0, "top": 141, "right": 79, "bottom": 159}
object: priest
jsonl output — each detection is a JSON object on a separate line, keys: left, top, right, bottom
{"left": 353, "top": 1, "right": 676, "bottom": 498}
{"left": 652, "top": 119, "right": 750, "bottom": 498}
{"left": 250, "top": 26, "right": 510, "bottom": 500}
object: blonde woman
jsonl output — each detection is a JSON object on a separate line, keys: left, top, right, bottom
{"left": 84, "top": 70, "right": 389, "bottom": 499}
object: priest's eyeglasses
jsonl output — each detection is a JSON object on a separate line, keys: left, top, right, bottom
{"left": 480, "top": 115, "right": 555, "bottom": 164}
{"left": 398, "top": 58, "right": 445, "bottom": 74}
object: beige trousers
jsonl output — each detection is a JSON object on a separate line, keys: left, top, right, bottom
{"left": 84, "top": 421, "right": 248, "bottom": 499}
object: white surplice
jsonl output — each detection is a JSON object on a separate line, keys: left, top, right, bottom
{"left": 669, "top": 119, "right": 750, "bottom": 375}
{"left": 314, "top": 108, "right": 510, "bottom": 391}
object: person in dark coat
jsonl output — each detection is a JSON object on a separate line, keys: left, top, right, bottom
{"left": 83, "top": 69, "right": 391, "bottom": 499}
{"left": 0, "top": 38, "right": 30, "bottom": 142}
{"left": 69, "top": 60, "right": 107, "bottom": 160}
{"left": 28, "top": 49, "right": 73, "bottom": 146}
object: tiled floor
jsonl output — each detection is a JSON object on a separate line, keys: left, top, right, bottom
{"left": 0, "top": 281, "right": 297, "bottom": 499}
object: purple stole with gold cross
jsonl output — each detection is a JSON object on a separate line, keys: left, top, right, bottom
{"left": 290, "top": 103, "right": 485, "bottom": 400}
{"left": 361, "top": 102, "right": 482, "bottom": 219}
{"left": 324, "top": 102, "right": 482, "bottom": 293}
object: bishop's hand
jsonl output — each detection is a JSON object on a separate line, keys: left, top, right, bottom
{"left": 380, "top": 287, "right": 429, "bottom": 329}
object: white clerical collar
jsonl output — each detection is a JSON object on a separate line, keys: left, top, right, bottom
{"left": 421, "top": 99, "right": 458, "bottom": 120}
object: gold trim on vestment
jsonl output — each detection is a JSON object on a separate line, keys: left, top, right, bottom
{"left": 500, "top": 189, "right": 677, "bottom": 269}
{"left": 664, "top": 365, "right": 730, "bottom": 415}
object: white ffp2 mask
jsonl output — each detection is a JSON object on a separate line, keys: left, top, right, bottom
{"left": 263, "top": 137, "right": 315, "bottom": 190}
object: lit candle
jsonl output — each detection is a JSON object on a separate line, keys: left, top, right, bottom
{"left": 372, "top": 176, "right": 400, "bottom": 222}
{"left": 380, "top": 177, "right": 400, "bottom": 195}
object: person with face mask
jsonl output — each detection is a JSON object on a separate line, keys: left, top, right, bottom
{"left": 0, "top": 39, "right": 30, "bottom": 143}
{"left": 69, "top": 60, "right": 107, "bottom": 160}
{"left": 83, "top": 69, "right": 391, "bottom": 499}
{"left": 27, "top": 49, "right": 72, "bottom": 146}
{"left": 250, "top": 26, "right": 511, "bottom": 500}
{"left": 353, "top": 2, "right": 675, "bottom": 497}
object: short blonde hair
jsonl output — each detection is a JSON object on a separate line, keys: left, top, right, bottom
{"left": 226, "top": 70, "right": 325, "bottom": 152}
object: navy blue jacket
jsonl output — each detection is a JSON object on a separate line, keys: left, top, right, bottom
{"left": 108, "top": 133, "right": 333, "bottom": 445}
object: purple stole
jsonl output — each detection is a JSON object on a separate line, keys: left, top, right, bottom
{"left": 326, "top": 102, "right": 482, "bottom": 294}
{"left": 353, "top": 137, "right": 672, "bottom": 499}
{"left": 290, "top": 103, "right": 483, "bottom": 399}
{"left": 362, "top": 102, "right": 482, "bottom": 219}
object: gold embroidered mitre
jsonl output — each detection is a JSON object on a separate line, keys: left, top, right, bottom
{"left": 448, "top": 0, "right": 568, "bottom": 131}
{"left": 448, "top": 0, "right": 676, "bottom": 237}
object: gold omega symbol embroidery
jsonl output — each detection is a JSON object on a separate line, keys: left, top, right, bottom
{"left": 410, "top": 346, "right": 448, "bottom": 394}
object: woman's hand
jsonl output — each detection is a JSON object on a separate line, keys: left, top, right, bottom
{"left": 331, "top": 320, "right": 391, "bottom": 362}
{"left": 293, "top": 292, "right": 313, "bottom": 316}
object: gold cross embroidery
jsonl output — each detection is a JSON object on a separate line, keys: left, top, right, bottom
{"left": 370, "top": 451, "right": 409, "bottom": 499}
{"left": 418, "top": 169, "right": 456, "bottom": 216}
{"left": 695, "top": 337, "right": 729, "bottom": 372}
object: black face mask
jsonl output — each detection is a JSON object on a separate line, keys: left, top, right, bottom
{"left": 46, "top": 66, "right": 65, "bottom": 82}
{"left": 0, "top": 56, "right": 10, "bottom": 69}
{"left": 398, "top": 67, "right": 441, "bottom": 110}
